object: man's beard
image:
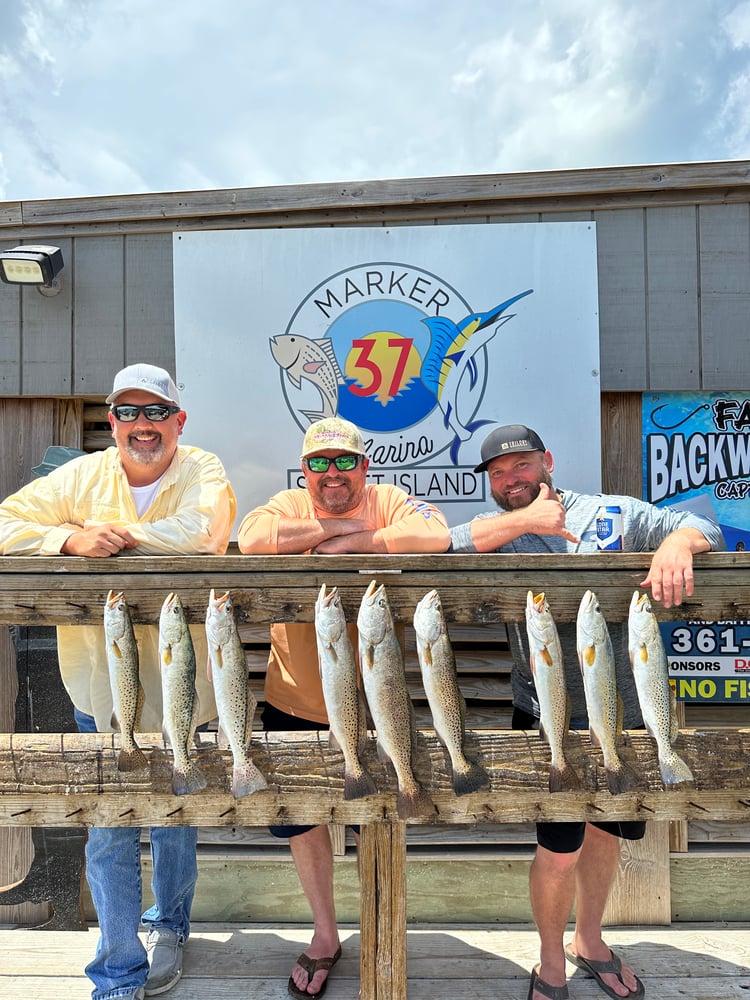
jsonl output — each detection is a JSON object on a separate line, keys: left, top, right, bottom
{"left": 313, "top": 478, "right": 364, "bottom": 514}
{"left": 124, "top": 436, "right": 165, "bottom": 466}
{"left": 491, "top": 468, "right": 554, "bottom": 512}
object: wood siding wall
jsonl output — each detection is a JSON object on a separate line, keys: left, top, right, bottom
{"left": 1, "top": 161, "right": 749, "bottom": 399}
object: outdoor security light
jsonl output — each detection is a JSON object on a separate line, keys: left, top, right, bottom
{"left": 0, "top": 245, "right": 64, "bottom": 288}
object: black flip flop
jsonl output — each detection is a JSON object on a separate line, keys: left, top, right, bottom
{"left": 565, "top": 946, "right": 645, "bottom": 999}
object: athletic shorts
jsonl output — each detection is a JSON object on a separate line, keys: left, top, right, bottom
{"left": 263, "top": 703, "right": 328, "bottom": 839}
{"left": 512, "top": 706, "right": 646, "bottom": 853}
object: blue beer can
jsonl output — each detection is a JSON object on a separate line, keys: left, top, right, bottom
{"left": 596, "top": 505, "right": 623, "bottom": 551}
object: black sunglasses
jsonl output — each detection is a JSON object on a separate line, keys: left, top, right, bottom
{"left": 305, "top": 454, "right": 362, "bottom": 473}
{"left": 111, "top": 403, "right": 181, "bottom": 423}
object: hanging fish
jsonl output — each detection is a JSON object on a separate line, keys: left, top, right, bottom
{"left": 628, "top": 590, "right": 694, "bottom": 787}
{"left": 206, "top": 589, "right": 268, "bottom": 798}
{"left": 103, "top": 590, "right": 147, "bottom": 772}
{"left": 413, "top": 589, "right": 489, "bottom": 795}
{"left": 525, "top": 591, "right": 580, "bottom": 792}
{"left": 577, "top": 590, "right": 639, "bottom": 795}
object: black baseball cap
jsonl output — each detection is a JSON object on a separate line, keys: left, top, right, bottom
{"left": 474, "top": 424, "right": 546, "bottom": 473}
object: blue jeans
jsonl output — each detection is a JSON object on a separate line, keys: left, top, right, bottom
{"left": 75, "top": 709, "right": 198, "bottom": 999}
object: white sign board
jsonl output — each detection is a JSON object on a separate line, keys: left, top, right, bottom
{"left": 173, "top": 224, "right": 601, "bottom": 531}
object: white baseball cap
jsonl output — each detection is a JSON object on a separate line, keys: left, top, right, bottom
{"left": 106, "top": 364, "right": 181, "bottom": 406}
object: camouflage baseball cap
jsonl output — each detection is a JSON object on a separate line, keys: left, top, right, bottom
{"left": 300, "top": 417, "right": 367, "bottom": 458}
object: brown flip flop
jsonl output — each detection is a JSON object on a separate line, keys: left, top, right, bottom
{"left": 288, "top": 944, "right": 342, "bottom": 999}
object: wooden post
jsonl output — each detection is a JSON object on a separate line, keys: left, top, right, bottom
{"left": 359, "top": 822, "right": 407, "bottom": 1000}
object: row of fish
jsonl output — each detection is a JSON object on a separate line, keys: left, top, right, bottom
{"left": 525, "top": 588, "right": 694, "bottom": 795}
{"left": 104, "top": 580, "right": 489, "bottom": 811}
{"left": 104, "top": 588, "right": 268, "bottom": 798}
{"left": 316, "top": 581, "right": 489, "bottom": 820}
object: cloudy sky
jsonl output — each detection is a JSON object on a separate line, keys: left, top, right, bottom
{"left": 1, "top": 0, "right": 750, "bottom": 202}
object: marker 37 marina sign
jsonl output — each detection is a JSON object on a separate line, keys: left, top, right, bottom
{"left": 270, "top": 261, "right": 532, "bottom": 503}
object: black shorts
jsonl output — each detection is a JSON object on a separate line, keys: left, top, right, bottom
{"left": 263, "top": 703, "right": 328, "bottom": 839}
{"left": 512, "top": 706, "right": 647, "bottom": 853}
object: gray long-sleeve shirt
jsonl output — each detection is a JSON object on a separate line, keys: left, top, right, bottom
{"left": 450, "top": 490, "right": 726, "bottom": 726}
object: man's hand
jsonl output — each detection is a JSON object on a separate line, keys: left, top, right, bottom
{"left": 526, "top": 483, "right": 580, "bottom": 542}
{"left": 61, "top": 523, "right": 138, "bottom": 557}
{"left": 314, "top": 529, "right": 386, "bottom": 554}
{"left": 641, "top": 531, "right": 700, "bottom": 608}
{"left": 313, "top": 518, "right": 384, "bottom": 554}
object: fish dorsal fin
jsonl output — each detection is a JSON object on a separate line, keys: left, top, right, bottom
{"left": 317, "top": 338, "right": 344, "bottom": 381}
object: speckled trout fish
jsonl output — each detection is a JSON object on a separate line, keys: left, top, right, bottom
{"left": 628, "top": 590, "right": 694, "bottom": 787}
{"left": 103, "top": 590, "right": 147, "bottom": 772}
{"left": 576, "top": 590, "right": 639, "bottom": 795}
{"left": 314, "top": 584, "right": 377, "bottom": 801}
{"left": 206, "top": 589, "right": 268, "bottom": 799}
{"left": 524, "top": 591, "right": 580, "bottom": 792}
{"left": 159, "top": 592, "right": 207, "bottom": 796}
{"left": 413, "top": 589, "right": 489, "bottom": 796}
{"left": 358, "top": 580, "right": 434, "bottom": 820}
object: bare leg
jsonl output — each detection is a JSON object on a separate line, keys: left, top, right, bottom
{"left": 567, "top": 824, "right": 641, "bottom": 997}
{"left": 528, "top": 843, "right": 579, "bottom": 997}
{"left": 288, "top": 825, "right": 341, "bottom": 996}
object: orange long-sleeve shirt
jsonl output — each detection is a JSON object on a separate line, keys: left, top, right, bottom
{"left": 238, "top": 484, "right": 450, "bottom": 722}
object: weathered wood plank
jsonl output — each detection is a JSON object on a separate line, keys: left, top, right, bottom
{"left": 600, "top": 392, "right": 643, "bottom": 496}
{"left": 699, "top": 202, "right": 750, "bottom": 389}
{"left": 2, "top": 924, "right": 750, "bottom": 999}
{"left": 0, "top": 240, "right": 21, "bottom": 393}
{"left": 11, "top": 161, "right": 750, "bottom": 228}
{"left": 646, "top": 206, "right": 700, "bottom": 390}
{"left": 19, "top": 237, "right": 73, "bottom": 396}
{"left": 596, "top": 210, "right": 647, "bottom": 390}
{"left": 0, "top": 729, "right": 748, "bottom": 827}
{"left": 72, "top": 236, "right": 125, "bottom": 393}
{"left": 0, "top": 552, "right": 744, "bottom": 626}
{"left": 602, "top": 820, "right": 670, "bottom": 924}
{"left": 124, "top": 235, "right": 175, "bottom": 373}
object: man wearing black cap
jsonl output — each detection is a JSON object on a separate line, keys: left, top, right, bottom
{"left": 451, "top": 424, "right": 724, "bottom": 1000}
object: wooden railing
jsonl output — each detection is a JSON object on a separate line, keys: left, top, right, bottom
{"left": 0, "top": 552, "right": 747, "bottom": 998}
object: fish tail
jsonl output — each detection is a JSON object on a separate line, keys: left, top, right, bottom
{"left": 465, "top": 418, "right": 493, "bottom": 434}
{"left": 396, "top": 781, "right": 435, "bottom": 820}
{"left": 172, "top": 762, "right": 208, "bottom": 796}
{"left": 301, "top": 409, "right": 327, "bottom": 423}
{"left": 604, "top": 758, "right": 640, "bottom": 796}
{"left": 232, "top": 761, "right": 269, "bottom": 799}
{"left": 658, "top": 750, "right": 694, "bottom": 787}
{"left": 549, "top": 761, "right": 580, "bottom": 793}
{"left": 118, "top": 744, "right": 148, "bottom": 773}
{"left": 344, "top": 765, "right": 378, "bottom": 801}
{"left": 451, "top": 759, "right": 490, "bottom": 796}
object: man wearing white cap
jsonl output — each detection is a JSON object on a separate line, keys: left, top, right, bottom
{"left": 238, "top": 415, "right": 451, "bottom": 999}
{"left": 0, "top": 363, "right": 236, "bottom": 1000}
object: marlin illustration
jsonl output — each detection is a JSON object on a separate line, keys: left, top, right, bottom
{"left": 421, "top": 289, "right": 533, "bottom": 463}
{"left": 270, "top": 334, "right": 346, "bottom": 424}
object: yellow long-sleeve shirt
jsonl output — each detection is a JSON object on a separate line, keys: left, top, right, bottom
{"left": 0, "top": 446, "right": 236, "bottom": 731}
{"left": 238, "top": 484, "right": 450, "bottom": 723}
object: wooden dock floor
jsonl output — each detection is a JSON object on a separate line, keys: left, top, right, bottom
{"left": 1, "top": 922, "right": 749, "bottom": 999}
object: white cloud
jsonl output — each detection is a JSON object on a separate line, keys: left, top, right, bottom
{"left": 0, "top": 0, "right": 749, "bottom": 201}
